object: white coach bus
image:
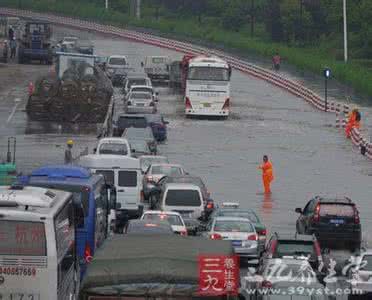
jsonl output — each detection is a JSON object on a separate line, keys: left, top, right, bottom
{"left": 185, "top": 56, "right": 231, "bottom": 117}
{"left": 0, "top": 185, "right": 83, "bottom": 300}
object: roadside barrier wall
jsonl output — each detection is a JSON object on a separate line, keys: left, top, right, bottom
{"left": 1, "top": 8, "right": 370, "bottom": 159}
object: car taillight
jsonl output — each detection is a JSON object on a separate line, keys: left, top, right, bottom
{"left": 354, "top": 207, "right": 360, "bottom": 224}
{"left": 257, "top": 229, "right": 267, "bottom": 236}
{"left": 210, "top": 233, "right": 222, "bottom": 240}
{"left": 261, "top": 280, "right": 273, "bottom": 288}
{"left": 269, "top": 240, "right": 277, "bottom": 255}
{"left": 180, "top": 230, "right": 188, "bottom": 236}
{"left": 222, "top": 98, "right": 230, "bottom": 110}
{"left": 247, "top": 234, "right": 258, "bottom": 241}
{"left": 140, "top": 190, "right": 144, "bottom": 202}
{"left": 185, "top": 97, "right": 192, "bottom": 109}
{"left": 314, "top": 241, "right": 321, "bottom": 257}
{"left": 312, "top": 204, "right": 320, "bottom": 222}
{"left": 84, "top": 243, "right": 93, "bottom": 263}
{"left": 206, "top": 201, "right": 214, "bottom": 210}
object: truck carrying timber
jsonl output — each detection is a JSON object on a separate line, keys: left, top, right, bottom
{"left": 26, "top": 52, "right": 113, "bottom": 123}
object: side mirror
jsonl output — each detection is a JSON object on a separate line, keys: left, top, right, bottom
{"left": 295, "top": 208, "right": 303, "bottom": 214}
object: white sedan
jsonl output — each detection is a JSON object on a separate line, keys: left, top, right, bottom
{"left": 141, "top": 210, "right": 187, "bottom": 235}
{"left": 126, "top": 92, "right": 156, "bottom": 114}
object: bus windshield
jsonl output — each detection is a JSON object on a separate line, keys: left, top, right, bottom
{"left": 188, "top": 67, "right": 229, "bottom": 81}
{"left": 0, "top": 221, "right": 46, "bottom": 256}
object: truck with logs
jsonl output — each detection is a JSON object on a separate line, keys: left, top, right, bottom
{"left": 26, "top": 52, "right": 113, "bottom": 123}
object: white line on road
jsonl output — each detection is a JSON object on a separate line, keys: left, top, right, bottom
{"left": 6, "top": 98, "right": 21, "bottom": 124}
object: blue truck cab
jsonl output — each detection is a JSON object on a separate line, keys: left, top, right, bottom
{"left": 26, "top": 165, "right": 115, "bottom": 278}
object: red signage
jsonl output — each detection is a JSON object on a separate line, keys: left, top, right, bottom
{"left": 198, "top": 255, "right": 239, "bottom": 296}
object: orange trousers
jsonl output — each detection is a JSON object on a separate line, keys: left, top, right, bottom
{"left": 263, "top": 176, "right": 272, "bottom": 194}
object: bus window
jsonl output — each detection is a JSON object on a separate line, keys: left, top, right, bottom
{"left": 54, "top": 199, "right": 75, "bottom": 289}
{"left": 0, "top": 221, "right": 46, "bottom": 256}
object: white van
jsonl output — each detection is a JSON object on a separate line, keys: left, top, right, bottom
{"left": 95, "top": 137, "right": 131, "bottom": 156}
{"left": 0, "top": 185, "right": 82, "bottom": 300}
{"left": 79, "top": 154, "right": 143, "bottom": 224}
{"left": 106, "top": 55, "right": 128, "bottom": 78}
{"left": 160, "top": 183, "right": 204, "bottom": 220}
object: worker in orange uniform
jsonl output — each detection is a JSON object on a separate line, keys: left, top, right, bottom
{"left": 345, "top": 109, "right": 361, "bottom": 138}
{"left": 258, "top": 155, "right": 274, "bottom": 194}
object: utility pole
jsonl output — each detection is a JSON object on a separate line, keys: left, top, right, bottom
{"left": 136, "top": 0, "right": 141, "bottom": 20}
{"left": 105, "top": 0, "right": 108, "bottom": 10}
{"left": 343, "top": 0, "right": 348, "bottom": 62}
{"left": 250, "top": 0, "right": 255, "bottom": 37}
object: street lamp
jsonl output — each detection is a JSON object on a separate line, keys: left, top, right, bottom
{"left": 323, "top": 68, "right": 331, "bottom": 112}
{"left": 105, "top": 0, "right": 108, "bottom": 10}
{"left": 343, "top": 0, "right": 348, "bottom": 62}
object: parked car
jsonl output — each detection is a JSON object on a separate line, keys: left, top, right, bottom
{"left": 144, "top": 114, "right": 169, "bottom": 142}
{"left": 348, "top": 250, "right": 372, "bottom": 299}
{"left": 143, "top": 55, "right": 170, "bottom": 81}
{"left": 210, "top": 207, "right": 267, "bottom": 254}
{"left": 122, "top": 127, "right": 157, "bottom": 154}
{"left": 113, "top": 114, "right": 148, "bottom": 137}
{"left": 95, "top": 137, "right": 130, "bottom": 156}
{"left": 126, "top": 92, "right": 157, "bottom": 114}
{"left": 261, "top": 232, "right": 324, "bottom": 274}
{"left": 155, "top": 175, "right": 214, "bottom": 220}
{"left": 141, "top": 210, "right": 187, "bottom": 236}
{"left": 129, "top": 140, "right": 152, "bottom": 158}
{"left": 139, "top": 155, "right": 169, "bottom": 173}
{"left": 106, "top": 55, "right": 128, "bottom": 79}
{"left": 202, "top": 216, "right": 259, "bottom": 262}
{"left": 243, "top": 258, "right": 327, "bottom": 300}
{"left": 295, "top": 196, "right": 361, "bottom": 251}
{"left": 124, "top": 219, "right": 174, "bottom": 235}
{"left": 143, "top": 163, "right": 186, "bottom": 185}
{"left": 123, "top": 73, "right": 152, "bottom": 95}
{"left": 157, "top": 182, "right": 204, "bottom": 219}
{"left": 127, "top": 85, "right": 159, "bottom": 102}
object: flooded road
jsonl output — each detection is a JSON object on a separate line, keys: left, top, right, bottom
{"left": 0, "top": 25, "right": 371, "bottom": 247}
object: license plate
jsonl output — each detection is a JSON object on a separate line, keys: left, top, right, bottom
{"left": 330, "top": 219, "right": 345, "bottom": 224}
{"left": 136, "top": 103, "right": 145, "bottom": 107}
{"left": 232, "top": 240, "right": 242, "bottom": 246}
{"left": 203, "top": 103, "right": 211, "bottom": 108}
{"left": 0, "top": 294, "right": 40, "bottom": 300}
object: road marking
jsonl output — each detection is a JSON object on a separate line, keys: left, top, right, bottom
{"left": 6, "top": 98, "right": 21, "bottom": 124}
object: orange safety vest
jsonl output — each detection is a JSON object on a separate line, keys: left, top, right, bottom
{"left": 260, "top": 161, "right": 274, "bottom": 182}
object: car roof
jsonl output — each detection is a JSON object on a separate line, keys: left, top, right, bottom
{"left": 130, "top": 85, "right": 153, "bottom": 89}
{"left": 79, "top": 154, "right": 140, "bottom": 169}
{"left": 162, "top": 175, "right": 202, "bottom": 184}
{"left": 98, "top": 137, "right": 129, "bottom": 144}
{"left": 109, "top": 55, "right": 127, "bottom": 59}
{"left": 274, "top": 232, "right": 315, "bottom": 241}
{"left": 140, "top": 155, "right": 167, "bottom": 160}
{"left": 118, "top": 113, "right": 146, "bottom": 118}
{"left": 213, "top": 216, "right": 254, "bottom": 222}
{"left": 164, "top": 182, "right": 201, "bottom": 190}
{"left": 151, "top": 163, "right": 182, "bottom": 168}
{"left": 126, "top": 73, "right": 148, "bottom": 79}
{"left": 266, "top": 258, "right": 312, "bottom": 266}
{"left": 143, "top": 210, "right": 182, "bottom": 217}
{"left": 316, "top": 196, "right": 353, "bottom": 204}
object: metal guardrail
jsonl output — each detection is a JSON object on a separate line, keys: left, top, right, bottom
{"left": 1, "top": 7, "right": 371, "bottom": 159}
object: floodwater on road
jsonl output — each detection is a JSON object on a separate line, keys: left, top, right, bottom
{"left": 0, "top": 25, "right": 371, "bottom": 248}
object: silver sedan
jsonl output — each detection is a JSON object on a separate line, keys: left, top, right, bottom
{"left": 126, "top": 92, "right": 156, "bottom": 114}
{"left": 204, "top": 216, "right": 259, "bottom": 260}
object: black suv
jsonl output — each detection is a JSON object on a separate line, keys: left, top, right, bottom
{"left": 261, "top": 232, "right": 324, "bottom": 272}
{"left": 295, "top": 196, "right": 361, "bottom": 251}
